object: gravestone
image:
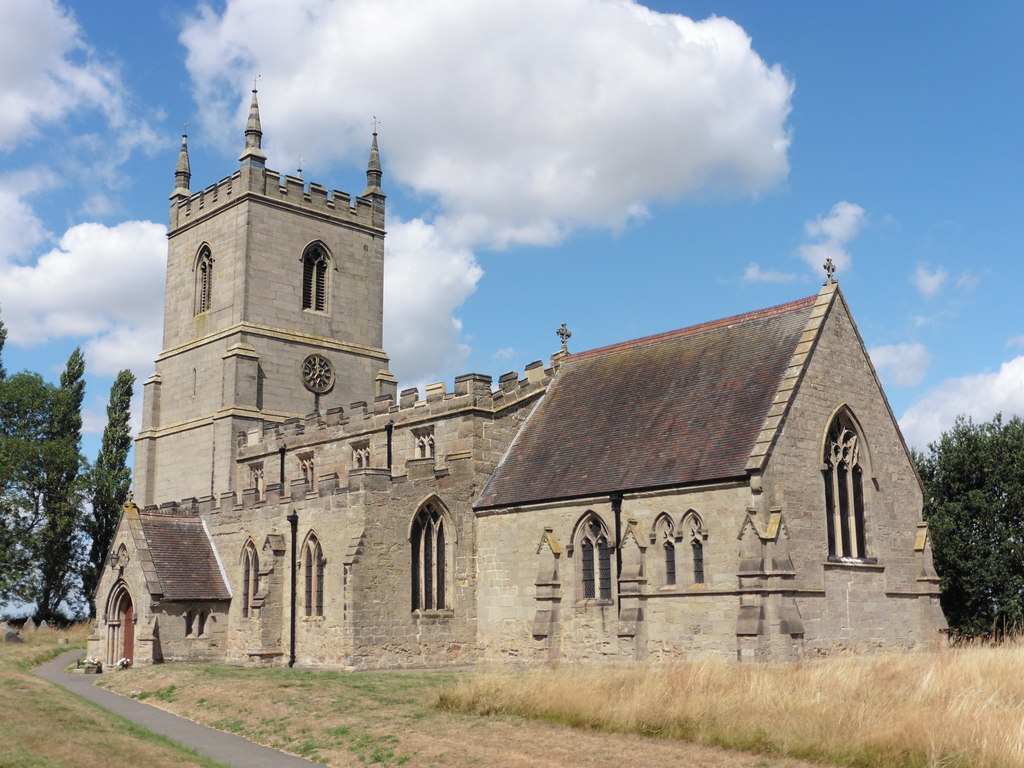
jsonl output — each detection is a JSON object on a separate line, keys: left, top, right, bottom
{"left": 4, "top": 629, "right": 23, "bottom": 644}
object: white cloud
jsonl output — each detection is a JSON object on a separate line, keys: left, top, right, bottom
{"left": 868, "top": 342, "right": 929, "bottom": 387}
{"left": 899, "top": 356, "right": 1024, "bottom": 449}
{"left": 181, "top": 0, "right": 793, "bottom": 250}
{"left": 0, "top": 221, "right": 166, "bottom": 378}
{"left": 797, "top": 201, "right": 865, "bottom": 276}
{"left": 383, "top": 218, "right": 483, "bottom": 386}
{"left": 913, "top": 264, "right": 947, "bottom": 297}
{"left": 0, "top": 0, "right": 124, "bottom": 150}
{"left": 1008, "top": 335, "right": 1024, "bottom": 348}
{"left": 493, "top": 347, "right": 517, "bottom": 361}
{"left": 742, "top": 263, "right": 798, "bottom": 283}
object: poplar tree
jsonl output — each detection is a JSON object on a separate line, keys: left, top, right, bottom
{"left": 82, "top": 369, "right": 135, "bottom": 613}
{"left": 35, "top": 348, "right": 87, "bottom": 622}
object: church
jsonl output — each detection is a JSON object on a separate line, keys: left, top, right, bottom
{"left": 88, "top": 93, "right": 946, "bottom": 668}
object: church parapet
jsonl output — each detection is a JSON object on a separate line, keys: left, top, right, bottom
{"left": 170, "top": 165, "right": 381, "bottom": 232}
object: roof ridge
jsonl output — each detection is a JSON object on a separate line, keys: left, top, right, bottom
{"left": 569, "top": 294, "right": 818, "bottom": 362}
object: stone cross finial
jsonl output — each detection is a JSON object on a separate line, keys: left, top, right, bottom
{"left": 557, "top": 323, "right": 572, "bottom": 353}
{"left": 823, "top": 257, "right": 837, "bottom": 285}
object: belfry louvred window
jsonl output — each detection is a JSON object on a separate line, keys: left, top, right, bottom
{"left": 302, "top": 244, "right": 329, "bottom": 311}
{"left": 823, "top": 410, "right": 869, "bottom": 560}
{"left": 195, "top": 247, "right": 212, "bottom": 314}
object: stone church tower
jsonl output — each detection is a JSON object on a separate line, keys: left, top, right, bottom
{"left": 134, "top": 91, "right": 395, "bottom": 505}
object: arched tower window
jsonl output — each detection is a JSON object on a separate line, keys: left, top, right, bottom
{"left": 823, "top": 409, "right": 869, "bottom": 560}
{"left": 303, "top": 534, "right": 325, "bottom": 617}
{"left": 241, "top": 541, "right": 259, "bottom": 618}
{"left": 195, "top": 246, "right": 213, "bottom": 314}
{"left": 575, "top": 514, "right": 612, "bottom": 601}
{"left": 411, "top": 500, "right": 448, "bottom": 611}
{"left": 301, "top": 243, "right": 329, "bottom": 312}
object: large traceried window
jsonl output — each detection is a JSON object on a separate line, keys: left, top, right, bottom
{"left": 303, "top": 534, "right": 325, "bottom": 617}
{"left": 195, "top": 246, "right": 213, "bottom": 314}
{"left": 301, "top": 243, "right": 329, "bottom": 312}
{"left": 576, "top": 514, "right": 612, "bottom": 601}
{"left": 241, "top": 541, "right": 259, "bottom": 618}
{"left": 823, "top": 409, "right": 869, "bottom": 560}
{"left": 411, "top": 500, "right": 448, "bottom": 611}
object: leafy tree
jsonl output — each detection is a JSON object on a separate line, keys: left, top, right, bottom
{"left": 916, "top": 414, "right": 1024, "bottom": 637}
{"left": 82, "top": 369, "right": 135, "bottom": 613}
{"left": 34, "top": 348, "right": 87, "bottom": 622}
{"left": 0, "top": 308, "right": 7, "bottom": 380}
{"left": 0, "top": 372, "right": 55, "bottom": 604}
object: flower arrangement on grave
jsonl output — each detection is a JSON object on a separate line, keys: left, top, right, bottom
{"left": 117, "top": 657, "right": 133, "bottom": 670}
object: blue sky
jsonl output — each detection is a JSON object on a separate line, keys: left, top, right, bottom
{"left": 1, "top": 0, "right": 1022, "bottom": 467}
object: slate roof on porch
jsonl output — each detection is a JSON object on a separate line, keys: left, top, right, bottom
{"left": 476, "top": 294, "right": 818, "bottom": 509}
{"left": 137, "top": 509, "right": 231, "bottom": 601}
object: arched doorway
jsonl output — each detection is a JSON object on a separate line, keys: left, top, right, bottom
{"left": 105, "top": 581, "right": 135, "bottom": 666}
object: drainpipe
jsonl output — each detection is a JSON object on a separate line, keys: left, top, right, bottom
{"left": 385, "top": 420, "right": 394, "bottom": 475}
{"left": 287, "top": 509, "right": 298, "bottom": 667}
{"left": 611, "top": 492, "right": 623, "bottom": 613}
{"left": 278, "top": 446, "right": 286, "bottom": 487}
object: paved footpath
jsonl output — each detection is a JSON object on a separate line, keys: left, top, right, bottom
{"left": 36, "top": 650, "right": 323, "bottom": 768}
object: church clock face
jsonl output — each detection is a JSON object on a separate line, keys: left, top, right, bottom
{"left": 301, "top": 353, "right": 335, "bottom": 393}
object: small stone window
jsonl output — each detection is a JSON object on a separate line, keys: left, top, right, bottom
{"left": 195, "top": 246, "right": 213, "bottom": 314}
{"left": 301, "top": 242, "right": 329, "bottom": 312}
{"left": 576, "top": 514, "right": 612, "bottom": 602}
{"left": 303, "top": 534, "right": 325, "bottom": 617}
{"left": 412, "top": 427, "right": 435, "bottom": 459}
{"left": 653, "top": 513, "right": 676, "bottom": 587}
{"left": 249, "top": 463, "right": 265, "bottom": 500}
{"left": 411, "top": 500, "right": 448, "bottom": 611}
{"left": 681, "top": 511, "right": 707, "bottom": 585}
{"left": 351, "top": 440, "right": 370, "bottom": 469}
{"left": 298, "top": 453, "right": 315, "bottom": 491}
{"left": 241, "top": 541, "right": 259, "bottom": 618}
{"left": 823, "top": 409, "right": 870, "bottom": 560}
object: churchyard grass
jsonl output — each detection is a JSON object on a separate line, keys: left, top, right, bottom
{"left": 437, "top": 644, "right": 1024, "bottom": 768}
{"left": 0, "top": 622, "right": 226, "bottom": 768}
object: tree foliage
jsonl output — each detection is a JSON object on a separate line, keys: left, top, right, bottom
{"left": 0, "top": 372, "right": 54, "bottom": 604}
{"left": 82, "top": 369, "right": 135, "bottom": 613}
{"left": 916, "top": 414, "right": 1024, "bottom": 637}
{"left": 35, "top": 348, "right": 88, "bottom": 622}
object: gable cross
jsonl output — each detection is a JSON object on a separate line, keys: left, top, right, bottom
{"left": 556, "top": 323, "right": 572, "bottom": 353}
{"left": 823, "top": 257, "right": 837, "bottom": 285}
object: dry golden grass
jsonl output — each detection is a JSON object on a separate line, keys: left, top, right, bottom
{"left": 437, "top": 645, "right": 1024, "bottom": 768}
{"left": 0, "top": 622, "right": 225, "bottom": 768}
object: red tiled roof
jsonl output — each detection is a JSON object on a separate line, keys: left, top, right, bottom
{"left": 476, "top": 295, "right": 817, "bottom": 509}
{"left": 139, "top": 510, "right": 231, "bottom": 601}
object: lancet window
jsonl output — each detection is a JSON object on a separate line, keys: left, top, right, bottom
{"left": 411, "top": 500, "right": 448, "bottom": 611}
{"left": 301, "top": 243, "right": 329, "bottom": 312}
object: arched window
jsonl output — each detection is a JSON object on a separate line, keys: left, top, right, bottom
{"left": 411, "top": 500, "right": 448, "bottom": 611}
{"left": 681, "top": 511, "right": 707, "bottom": 585}
{"left": 303, "top": 534, "right": 325, "bottom": 617}
{"left": 576, "top": 514, "right": 612, "bottom": 601}
{"left": 301, "top": 243, "right": 329, "bottom": 312}
{"left": 653, "top": 513, "right": 676, "bottom": 587}
{"left": 241, "top": 541, "right": 259, "bottom": 618}
{"left": 195, "top": 246, "right": 213, "bottom": 314}
{"left": 823, "top": 409, "right": 869, "bottom": 560}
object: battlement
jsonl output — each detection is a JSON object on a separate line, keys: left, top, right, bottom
{"left": 169, "top": 165, "right": 382, "bottom": 232}
{"left": 232, "top": 357, "right": 557, "bottom": 461}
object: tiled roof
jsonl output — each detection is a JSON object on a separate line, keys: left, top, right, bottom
{"left": 476, "top": 295, "right": 817, "bottom": 509}
{"left": 139, "top": 510, "right": 231, "bottom": 601}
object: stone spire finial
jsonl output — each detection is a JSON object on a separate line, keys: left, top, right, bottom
{"left": 557, "top": 323, "right": 572, "bottom": 353}
{"left": 363, "top": 121, "right": 384, "bottom": 197}
{"left": 823, "top": 257, "right": 837, "bottom": 285}
{"left": 239, "top": 89, "right": 267, "bottom": 165}
{"left": 171, "top": 133, "right": 191, "bottom": 199}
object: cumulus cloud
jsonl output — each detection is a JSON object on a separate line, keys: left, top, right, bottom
{"left": 0, "top": 0, "right": 123, "bottom": 149}
{"left": 0, "top": 221, "right": 166, "bottom": 377}
{"left": 869, "top": 342, "right": 929, "bottom": 387}
{"left": 383, "top": 219, "right": 483, "bottom": 386}
{"left": 913, "top": 264, "right": 947, "bottom": 297}
{"left": 797, "top": 201, "right": 865, "bottom": 276}
{"left": 899, "top": 356, "right": 1024, "bottom": 449}
{"left": 181, "top": 0, "right": 793, "bottom": 250}
{"left": 742, "top": 263, "right": 798, "bottom": 283}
